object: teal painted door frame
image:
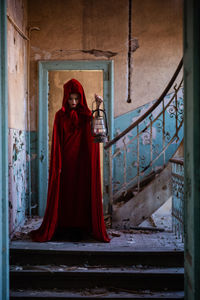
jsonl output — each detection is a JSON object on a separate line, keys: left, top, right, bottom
{"left": 38, "top": 60, "right": 114, "bottom": 216}
{"left": 0, "top": 0, "right": 9, "bottom": 299}
{"left": 184, "top": 0, "right": 200, "bottom": 299}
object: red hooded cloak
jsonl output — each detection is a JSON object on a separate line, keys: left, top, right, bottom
{"left": 30, "top": 79, "right": 110, "bottom": 242}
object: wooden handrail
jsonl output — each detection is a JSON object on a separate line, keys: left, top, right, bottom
{"left": 104, "top": 58, "right": 183, "bottom": 150}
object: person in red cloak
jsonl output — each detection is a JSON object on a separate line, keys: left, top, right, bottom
{"left": 30, "top": 78, "right": 110, "bottom": 243}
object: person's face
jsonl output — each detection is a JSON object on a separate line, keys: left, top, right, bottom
{"left": 68, "top": 93, "right": 80, "bottom": 108}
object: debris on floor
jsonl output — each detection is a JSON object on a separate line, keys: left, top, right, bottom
{"left": 110, "top": 231, "right": 121, "bottom": 237}
{"left": 10, "top": 213, "right": 184, "bottom": 251}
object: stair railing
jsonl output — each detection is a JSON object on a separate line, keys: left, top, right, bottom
{"left": 105, "top": 58, "right": 183, "bottom": 215}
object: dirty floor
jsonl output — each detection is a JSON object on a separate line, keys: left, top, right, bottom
{"left": 10, "top": 216, "right": 184, "bottom": 251}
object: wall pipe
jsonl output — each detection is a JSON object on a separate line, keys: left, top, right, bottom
{"left": 127, "top": 0, "right": 132, "bottom": 103}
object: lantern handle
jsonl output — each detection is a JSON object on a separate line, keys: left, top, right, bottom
{"left": 92, "top": 99, "right": 105, "bottom": 111}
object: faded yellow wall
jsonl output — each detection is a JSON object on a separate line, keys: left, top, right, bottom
{"left": 28, "top": 0, "right": 127, "bottom": 130}
{"left": 7, "top": 0, "right": 29, "bottom": 234}
{"left": 131, "top": 0, "right": 183, "bottom": 111}
{"left": 28, "top": 0, "right": 183, "bottom": 131}
{"left": 48, "top": 71, "right": 104, "bottom": 187}
{"left": 7, "top": 0, "right": 28, "bottom": 130}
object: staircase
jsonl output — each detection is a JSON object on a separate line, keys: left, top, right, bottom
{"left": 10, "top": 241, "right": 184, "bottom": 299}
{"left": 105, "top": 58, "right": 184, "bottom": 227}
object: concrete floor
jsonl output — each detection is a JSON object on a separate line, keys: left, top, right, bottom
{"left": 10, "top": 216, "right": 184, "bottom": 251}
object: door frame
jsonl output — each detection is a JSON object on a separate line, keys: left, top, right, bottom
{"left": 38, "top": 60, "right": 114, "bottom": 216}
{"left": 184, "top": 0, "right": 200, "bottom": 299}
{"left": 0, "top": 0, "right": 9, "bottom": 298}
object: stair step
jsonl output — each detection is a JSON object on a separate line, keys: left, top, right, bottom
{"left": 112, "top": 164, "right": 172, "bottom": 228}
{"left": 10, "top": 289, "right": 184, "bottom": 299}
{"left": 10, "top": 266, "right": 184, "bottom": 290}
{"left": 10, "top": 247, "right": 184, "bottom": 267}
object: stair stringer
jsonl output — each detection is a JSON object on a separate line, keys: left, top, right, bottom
{"left": 112, "top": 163, "right": 172, "bottom": 229}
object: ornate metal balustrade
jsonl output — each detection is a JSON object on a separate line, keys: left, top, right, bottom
{"left": 105, "top": 59, "right": 184, "bottom": 214}
{"left": 170, "top": 158, "right": 184, "bottom": 241}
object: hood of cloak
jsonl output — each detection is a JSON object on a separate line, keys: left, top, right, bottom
{"left": 61, "top": 78, "right": 91, "bottom": 118}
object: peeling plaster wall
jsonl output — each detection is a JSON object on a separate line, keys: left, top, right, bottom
{"left": 8, "top": 129, "right": 28, "bottom": 235}
{"left": 28, "top": 0, "right": 183, "bottom": 130}
{"left": 7, "top": 0, "right": 29, "bottom": 234}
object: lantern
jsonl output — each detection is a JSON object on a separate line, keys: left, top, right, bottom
{"left": 91, "top": 100, "right": 108, "bottom": 143}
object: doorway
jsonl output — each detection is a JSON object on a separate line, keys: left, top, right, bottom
{"left": 37, "top": 60, "right": 114, "bottom": 217}
{"left": 3, "top": 0, "right": 200, "bottom": 299}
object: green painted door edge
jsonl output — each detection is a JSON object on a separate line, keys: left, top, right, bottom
{"left": 0, "top": 0, "right": 9, "bottom": 299}
{"left": 38, "top": 60, "right": 114, "bottom": 216}
{"left": 184, "top": 0, "right": 200, "bottom": 299}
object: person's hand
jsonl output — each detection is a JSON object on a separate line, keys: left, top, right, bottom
{"left": 95, "top": 94, "right": 103, "bottom": 107}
